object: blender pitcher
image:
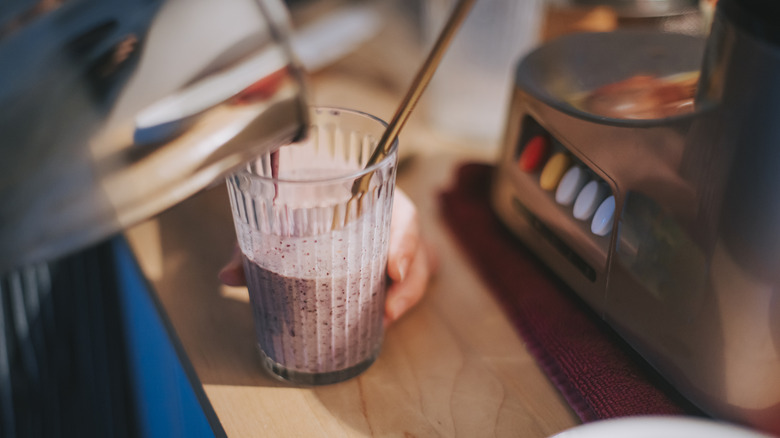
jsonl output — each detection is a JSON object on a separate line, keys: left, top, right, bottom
{"left": 0, "top": 0, "right": 309, "bottom": 271}
{"left": 0, "top": 0, "right": 307, "bottom": 435}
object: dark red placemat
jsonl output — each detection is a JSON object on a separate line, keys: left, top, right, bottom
{"left": 438, "top": 162, "right": 702, "bottom": 422}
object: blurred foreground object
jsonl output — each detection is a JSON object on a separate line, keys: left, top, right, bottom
{"left": 0, "top": 0, "right": 306, "bottom": 435}
{"left": 0, "top": 0, "right": 308, "bottom": 272}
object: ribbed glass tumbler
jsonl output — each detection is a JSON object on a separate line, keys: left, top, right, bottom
{"left": 226, "top": 106, "right": 398, "bottom": 385}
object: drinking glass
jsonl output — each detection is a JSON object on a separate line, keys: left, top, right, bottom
{"left": 226, "top": 106, "right": 398, "bottom": 385}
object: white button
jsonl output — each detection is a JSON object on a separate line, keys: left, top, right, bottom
{"left": 591, "top": 195, "right": 615, "bottom": 236}
{"left": 555, "top": 166, "right": 588, "bottom": 206}
{"left": 573, "top": 180, "right": 608, "bottom": 220}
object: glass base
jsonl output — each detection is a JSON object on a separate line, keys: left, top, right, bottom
{"left": 257, "top": 346, "right": 379, "bottom": 386}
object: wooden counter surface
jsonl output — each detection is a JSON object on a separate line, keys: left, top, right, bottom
{"left": 125, "top": 3, "right": 581, "bottom": 434}
{"left": 125, "top": 148, "right": 580, "bottom": 437}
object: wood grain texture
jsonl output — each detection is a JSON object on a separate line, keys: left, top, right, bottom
{"left": 126, "top": 152, "right": 579, "bottom": 437}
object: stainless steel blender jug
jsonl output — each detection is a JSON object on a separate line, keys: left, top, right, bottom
{"left": 0, "top": 0, "right": 308, "bottom": 272}
{"left": 0, "top": 0, "right": 307, "bottom": 434}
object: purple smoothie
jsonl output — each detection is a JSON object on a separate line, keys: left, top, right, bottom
{"left": 241, "top": 235, "right": 387, "bottom": 382}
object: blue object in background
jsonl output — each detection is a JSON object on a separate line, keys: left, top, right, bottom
{"left": 0, "top": 236, "right": 225, "bottom": 437}
{"left": 113, "top": 237, "right": 225, "bottom": 438}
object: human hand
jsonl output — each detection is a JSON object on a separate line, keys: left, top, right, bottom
{"left": 218, "top": 189, "right": 437, "bottom": 325}
{"left": 383, "top": 189, "right": 438, "bottom": 324}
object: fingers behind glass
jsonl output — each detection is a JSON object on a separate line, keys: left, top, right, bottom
{"left": 384, "top": 240, "right": 438, "bottom": 326}
{"left": 218, "top": 244, "right": 246, "bottom": 286}
{"left": 387, "top": 189, "right": 420, "bottom": 283}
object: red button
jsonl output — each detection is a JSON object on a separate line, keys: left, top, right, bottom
{"left": 517, "top": 135, "right": 549, "bottom": 172}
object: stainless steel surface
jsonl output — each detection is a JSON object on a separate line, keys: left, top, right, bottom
{"left": 0, "top": 0, "right": 308, "bottom": 271}
{"left": 493, "top": 29, "right": 703, "bottom": 318}
{"left": 492, "top": 19, "right": 780, "bottom": 434}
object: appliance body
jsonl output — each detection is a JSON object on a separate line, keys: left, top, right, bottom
{"left": 492, "top": 2, "right": 780, "bottom": 433}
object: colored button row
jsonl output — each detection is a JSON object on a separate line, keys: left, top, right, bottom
{"left": 517, "top": 135, "right": 615, "bottom": 237}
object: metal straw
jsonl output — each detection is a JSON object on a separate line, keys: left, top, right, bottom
{"left": 351, "top": 0, "right": 476, "bottom": 196}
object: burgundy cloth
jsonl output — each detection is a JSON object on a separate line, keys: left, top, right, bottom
{"left": 438, "top": 162, "right": 702, "bottom": 422}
